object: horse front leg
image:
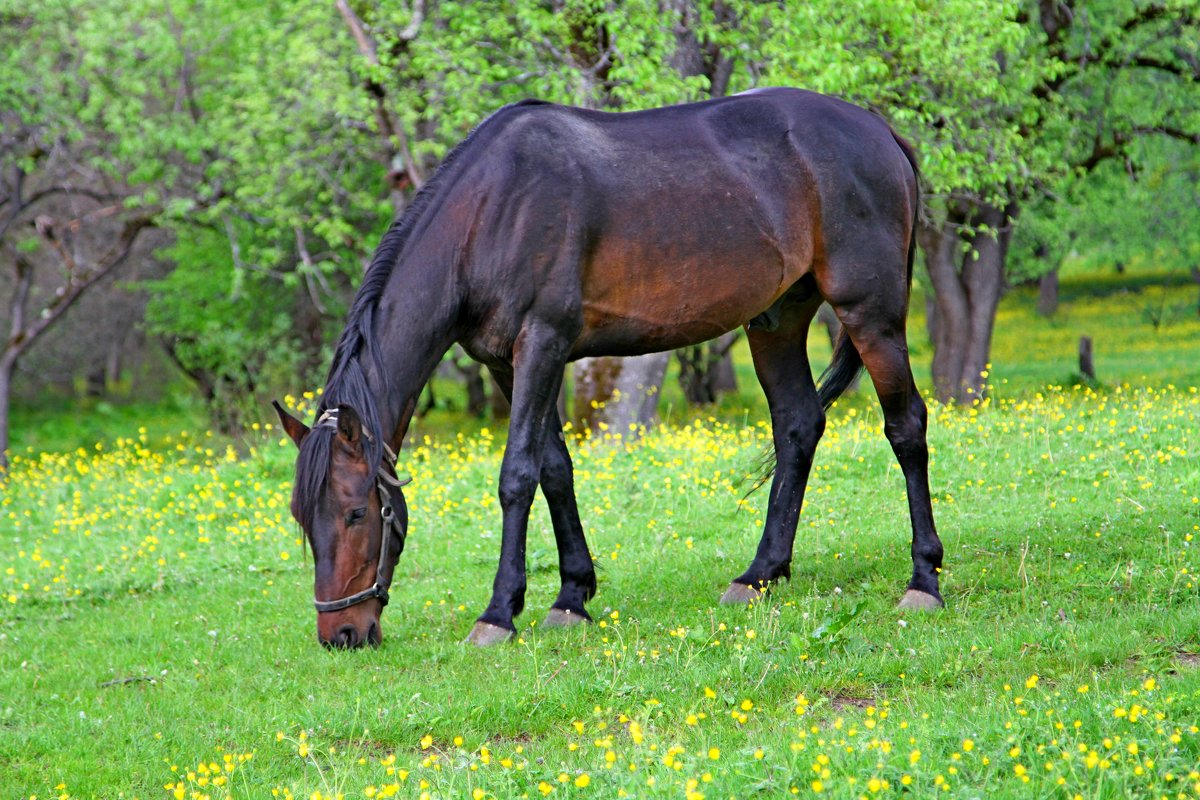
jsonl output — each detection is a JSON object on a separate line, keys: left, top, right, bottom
{"left": 489, "top": 367, "right": 597, "bottom": 630}
{"left": 467, "top": 324, "right": 571, "bottom": 646}
{"left": 724, "top": 309, "right": 825, "bottom": 604}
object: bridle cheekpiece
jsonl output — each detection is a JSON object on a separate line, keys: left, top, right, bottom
{"left": 311, "top": 408, "right": 409, "bottom": 614}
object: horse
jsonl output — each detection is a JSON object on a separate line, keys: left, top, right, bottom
{"left": 273, "top": 87, "right": 944, "bottom": 649}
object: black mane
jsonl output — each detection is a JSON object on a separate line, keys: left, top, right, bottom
{"left": 291, "top": 103, "right": 522, "bottom": 532}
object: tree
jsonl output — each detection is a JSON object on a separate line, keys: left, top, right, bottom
{"left": 135, "top": 0, "right": 388, "bottom": 431}
{"left": 1, "top": 2, "right": 162, "bottom": 466}
{"left": 912, "top": 0, "right": 1200, "bottom": 401}
{"left": 1, "top": 0, "right": 404, "bottom": 453}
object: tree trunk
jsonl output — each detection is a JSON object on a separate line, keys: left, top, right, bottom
{"left": 489, "top": 371, "right": 512, "bottom": 419}
{"left": 1078, "top": 335, "right": 1095, "bottom": 381}
{"left": 458, "top": 361, "right": 488, "bottom": 417}
{"left": 573, "top": 353, "right": 669, "bottom": 435}
{"left": 0, "top": 354, "right": 13, "bottom": 470}
{"left": 919, "top": 198, "right": 1018, "bottom": 404}
{"left": 1037, "top": 268, "right": 1059, "bottom": 316}
{"left": 816, "top": 303, "right": 860, "bottom": 392}
{"left": 1191, "top": 266, "right": 1200, "bottom": 316}
{"left": 676, "top": 332, "right": 740, "bottom": 405}
{"left": 711, "top": 335, "right": 739, "bottom": 395}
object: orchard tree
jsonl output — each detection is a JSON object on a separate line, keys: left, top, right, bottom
{"left": 1012, "top": 136, "right": 1200, "bottom": 313}
{"left": 1, "top": 0, "right": 397, "bottom": 452}
{"left": 1, "top": 2, "right": 162, "bottom": 467}
{"left": 712, "top": 0, "right": 1199, "bottom": 402}
{"left": 136, "top": 0, "right": 388, "bottom": 430}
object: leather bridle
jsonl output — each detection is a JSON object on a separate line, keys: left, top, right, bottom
{"left": 311, "top": 408, "right": 409, "bottom": 614}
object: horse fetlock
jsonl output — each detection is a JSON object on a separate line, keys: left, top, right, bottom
{"left": 569, "top": 570, "right": 598, "bottom": 601}
{"left": 914, "top": 542, "right": 944, "bottom": 572}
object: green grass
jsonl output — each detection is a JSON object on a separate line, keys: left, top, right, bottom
{"left": 3, "top": 276, "right": 1200, "bottom": 800}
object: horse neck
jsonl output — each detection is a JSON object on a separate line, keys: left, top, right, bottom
{"left": 366, "top": 269, "right": 460, "bottom": 454}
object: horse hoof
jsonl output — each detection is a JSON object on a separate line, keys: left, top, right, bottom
{"left": 897, "top": 589, "right": 944, "bottom": 611}
{"left": 544, "top": 608, "right": 588, "bottom": 628}
{"left": 466, "top": 621, "right": 515, "bottom": 647}
{"left": 719, "top": 582, "right": 763, "bottom": 605}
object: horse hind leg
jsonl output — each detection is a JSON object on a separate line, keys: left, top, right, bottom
{"left": 539, "top": 406, "right": 597, "bottom": 627}
{"left": 723, "top": 290, "right": 825, "bottom": 604}
{"left": 825, "top": 289, "right": 944, "bottom": 610}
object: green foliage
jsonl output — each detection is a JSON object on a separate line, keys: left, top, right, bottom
{"left": 1013, "top": 138, "right": 1200, "bottom": 280}
{"left": 719, "top": 0, "right": 1036, "bottom": 195}
{"left": 142, "top": 229, "right": 307, "bottom": 412}
{"left": 363, "top": 0, "right": 711, "bottom": 160}
{"left": 6, "top": 0, "right": 1199, "bottom": 424}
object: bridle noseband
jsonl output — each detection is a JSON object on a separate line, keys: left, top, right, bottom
{"left": 311, "top": 409, "right": 409, "bottom": 614}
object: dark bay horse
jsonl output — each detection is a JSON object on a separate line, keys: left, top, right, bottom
{"left": 274, "top": 88, "right": 944, "bottom": 648}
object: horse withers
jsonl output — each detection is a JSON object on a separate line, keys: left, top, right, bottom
{"left": 275, "top": 88, "right": 943, "bottom": 648}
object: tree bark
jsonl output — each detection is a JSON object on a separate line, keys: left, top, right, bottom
{"left": 490, "top": 371, "right": 512, "bottom": 419}
{"left": 569, "top": 2, "right": 737, "bottom": 433}
{"left": 710, "top": 332, "right": 739, "bottom": 394}
{"left": 1078, "top": 335, "right": 1095, "bottom": 381}
{"left": 1037, "top": 267, "right": 1060, "bottom": 316}
{"left": 0, "top": 353, "right": 14, "bottom": 470}
{"left": 336, "top": 0, "right": 425, "bottom": 211}
{"left": 920, "top": 198, "right": 1018, "bottom": 404}
{"left": 676, "top": 332, "right": 740, "bottom": 405}
{"left": 573, "top": 352, "right": 669, "bottom": 435}
{"left": 1, "top": 216, "right": 152, "bottom": 467}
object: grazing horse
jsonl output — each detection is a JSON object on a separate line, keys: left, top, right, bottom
{"left": 274, "top": 87, "right": 944, "bottom": 649}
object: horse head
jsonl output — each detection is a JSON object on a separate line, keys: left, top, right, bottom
{"left": 274, "top": 401, "right": 407, "bottom": 649}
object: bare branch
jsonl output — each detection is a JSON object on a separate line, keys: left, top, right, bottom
{"left": 335, "top": 0, "right": 378, "bottom": 61}
{"left": 3, "top": 244, "right": 34, "bottom": 350}
{"left": 295, "top": 226, "right": 328, "bottom": 315}
{"left": 1036, "top": 4, "right": 1198, "bottom": 98}
{"left": 397, "top": 0, "right": 425, "bottom": 42}
{"left": 9, "top": 216, "right": 154, "bottom": 362}
{"left": 335, "top": 0, "right": 425, "bottom": 193}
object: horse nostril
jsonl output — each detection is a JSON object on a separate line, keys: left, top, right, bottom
{"left": 335, "top": 624, "right": 360, "bottom": 649}
{"left": 366, "top": 620, "right": 381, "bottom": 647}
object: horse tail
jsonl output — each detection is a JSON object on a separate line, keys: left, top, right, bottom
{"left": 815, "top": 330, "right": 863, "bottom": 410}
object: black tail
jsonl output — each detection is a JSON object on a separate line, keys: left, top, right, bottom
{"left": 815, "top": 330, "right": 863, "bottom": 409}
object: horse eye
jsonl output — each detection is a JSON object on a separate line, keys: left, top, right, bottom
{"left": 344, "top": 507, "right": 367, "bottom": 526}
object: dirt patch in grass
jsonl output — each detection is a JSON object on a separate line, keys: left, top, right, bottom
{"left": 828, "top": 692, "right": 874, "bottom": 711}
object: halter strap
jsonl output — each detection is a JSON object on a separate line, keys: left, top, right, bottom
{"left": 311, "top": 408, "right": 410, "bottom": 614}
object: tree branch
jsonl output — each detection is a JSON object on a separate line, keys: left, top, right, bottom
{"left": 1035, "top": 3, "right": 1197, "bottom": 99}
{"left": 12, "top": 216, "right": 154, "bottom": 362}
{"left": 335, "top": 0, "right": 425, "bottom": 193}
{"left": 3, "top": 244, "right": 33, "bottom": 351}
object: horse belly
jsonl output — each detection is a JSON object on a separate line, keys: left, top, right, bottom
{"left": 573, "top": 231, "right": 795, "bottom": 358}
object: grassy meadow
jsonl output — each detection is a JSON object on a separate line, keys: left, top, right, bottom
{"left": 3, "top": 273, "right": 1200, "bottom": 800}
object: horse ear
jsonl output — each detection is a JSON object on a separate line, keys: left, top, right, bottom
{"left": 335, "top": 403, "right": 364, "bottom": 449}
{"left": 273, "top": 400, "right": 310, "bottom": 448}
